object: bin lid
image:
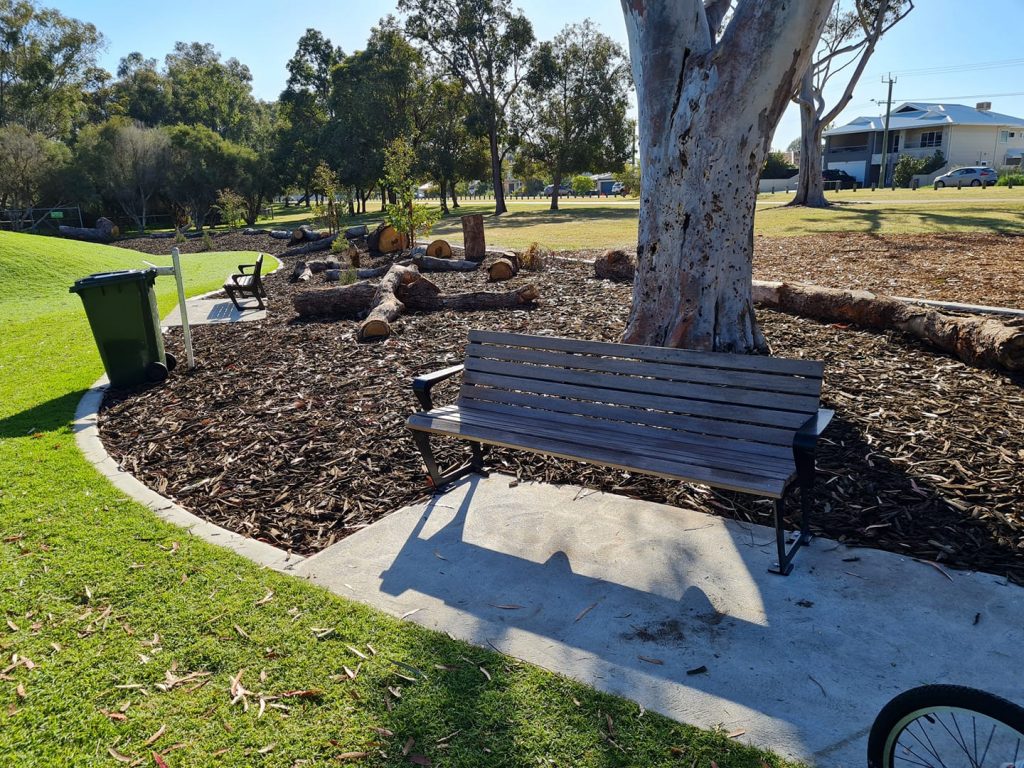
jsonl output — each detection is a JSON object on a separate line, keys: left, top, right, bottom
{"left": 69, "top": 268, "right": 157, "bottom": 294}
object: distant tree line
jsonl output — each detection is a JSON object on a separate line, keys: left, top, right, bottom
{"left": 0, "top": 0, "right": 635, "bottom": 232}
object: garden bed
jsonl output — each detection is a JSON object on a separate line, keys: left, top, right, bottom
{"left": 98, "top": 252, "right": 1024, "bottom": 584}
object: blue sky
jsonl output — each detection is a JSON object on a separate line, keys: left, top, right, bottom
{"left": 55, "top": 0, "right": 1024, "bottom": 149}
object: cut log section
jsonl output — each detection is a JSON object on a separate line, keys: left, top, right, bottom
{"left": 753, "top": 280, "right": 1024, "bottom": 371}
{"left": 293, "top": 281, "right": 377, "bottom": 317}
{"left": 291, "top": 224, "right": 324, "bottom": 243}
{"left": 488, "top": 253, "right": 520, "bottom": 281}
{"left": 425, "top": 239, "right": 452, "bottom": 259}
{"left": 290, "top": 261, "right": 312, "bottom": 283}
{"left": 59, "top": 217, "right": 116, "bottom": 242}
{"left": 412, "top": 252, "right": 480, "bottom": 272}
{"left": 593, "top": 249, "right": 636, "bottom": 282}
{"left": 357, "top": 263, "right": 422, "bottom": 341}
{"left": 292, "top": 269, "right": 541, "bottom": 341}
{"left": 376, "top": 225, "right": 406, "bottom": 255}
{"left": 462, "top": 214, "right": 485, "bottom": 262}
{"left": 280, "top": 233, "right": 339, "bottom": 258}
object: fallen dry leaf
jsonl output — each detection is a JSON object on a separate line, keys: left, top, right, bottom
{"left": 336, "top": 752, "right": 370, "bottom": 761}
{"left": 638, "top": 656, "right": 664, "bottom": 665}
{"left": 107, "top": 747, "right": 133, "bottom": 763}
{"left": 152, "top": 752, "right": 169, "bottom": 768}
{"left": 144, "top": 725, "right": 166, "bottom": 746}
{"left": 574, "top": 602, "right": 598, "bottom": 622}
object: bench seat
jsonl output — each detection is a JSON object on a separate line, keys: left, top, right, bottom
{"left": 409, "top": 404, "right": 795, "bottom": 498}
{"left": 406, "top": 330, "right": 833, "bottom": 574}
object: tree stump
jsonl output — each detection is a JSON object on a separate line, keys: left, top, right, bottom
{"left": 425, "top": 239, "right": 453, "bottom": 259}
{"left": 593, "top": 249, "right": 636, "bottom": 282}
{"left": 462, "top": 214, "right": 485, "bottom": 262}
{"left": 488, "top": 254, "right": 520, "bottom": 281}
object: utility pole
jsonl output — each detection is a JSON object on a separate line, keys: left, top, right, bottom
{"left": 878, "top": 74, "right": 896, "bottom": 187}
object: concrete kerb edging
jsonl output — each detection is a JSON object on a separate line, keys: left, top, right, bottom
{"left": 73, "top": 252, "right": 303, "bottom": 573}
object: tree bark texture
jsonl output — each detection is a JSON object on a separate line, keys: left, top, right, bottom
{"left": 462, "top": 214, "right": 486, "bottom": 262}
{"left": 489, "top": 127, "right": 507, "bottom": 215}
{"left": 790, "top": 73, "right": 828, "bottom": 207}
{"left": 412, "top": 254, "right": 480, "bottom": 272}
{"left": 292, "top": 281, "right": 378, "bottom": 317}
{"left": 753, "top": 281, "right": 1024, "bottom": 371}
{"left": 488, "top": 254, "right": 520, "bottom": 282}
{"left": 357, "top": 263, "right": 421, "bottom": 341}
{"left": 290, "top": 261, "right": 312, "bottom": 283}
{"left": 621, "top": 0, "right": 833, "bottom": 352}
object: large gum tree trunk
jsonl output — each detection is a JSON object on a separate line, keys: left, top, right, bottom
{"left": 790, "top": 71, "right": 828, "bottom": 207}
{"left": 488, "top": 126, "right": 507, "bottom": 215}
{"left": 621, "top": 0, "right": 834, "bottom": 352}
{"left": 550, "top": 170, "right": 562, "bottom": 211}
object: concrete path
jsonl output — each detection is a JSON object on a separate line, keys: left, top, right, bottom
{"left": 162, "top": 297, "right": 266, "bottom": 328}
{"left": 296, "top": 473, "right": 1024, "bottom": 767}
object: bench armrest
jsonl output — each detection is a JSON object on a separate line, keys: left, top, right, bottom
{"left": 794, "top": 408, "right": 834, "bottom": 452}
{"left": 237, "top": 263, "right": 254, "bottom": 274}
{"left": 412, "top": 364, "right": 464, "bottom": 411}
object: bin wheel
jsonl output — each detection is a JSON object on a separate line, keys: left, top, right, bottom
{"left": 145, "top": 361, "right": 169, "bottom": 382}
{"left": 165, "top": 353, "right": 177, "bottom": 373}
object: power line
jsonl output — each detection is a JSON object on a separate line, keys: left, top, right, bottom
{"left": 873, "top": 57, "right": 1024, "bottom": 79}
{"left": 899, "top": 91, "right": 1024, "bottom": 102}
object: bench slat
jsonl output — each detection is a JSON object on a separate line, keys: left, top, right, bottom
{"left": 465, "top": 342, "right": 822, "bottom": 397}
{"left": 466, "top": 356, "right": 820, "bottom": 415}
{"left": 408, "top": 411, "right": 789, "bottom": 497}
{"left": 458, "top": 385, "right": 797, "bottom": 454}
{"left": 429, "top": 404, "right": 796, "bottom": 479}
{"left": 469, "top": 330, "right": 824, "bottom": 379}
{"left": 462, "top": 369, "right": 811, "bottom": 430}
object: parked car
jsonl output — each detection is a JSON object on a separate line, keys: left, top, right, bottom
{"left": 543, "top": 184, "right": 571, "bottom": 197}
{"left": 933, "top": 166, "right": 998, "bottom": 188}
{"left": 822, "top": 169, "right": 857, "bottom": 189}
{"left": 610, "top": 181, "right": 625, "bottom": 195}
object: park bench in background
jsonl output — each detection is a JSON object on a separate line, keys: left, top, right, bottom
{"left": 223, "top": 253, "right": 266, "bottom": 310}
{"left": 407, "top": 330, "right": 834, "bottom": 575}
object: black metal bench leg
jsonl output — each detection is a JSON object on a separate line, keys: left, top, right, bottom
{"left": 769, "top": 496, "right": 796, "bottom": 576}
{"left": 411, "top": 432, "right": 482, "bottom": 492}
{"left": 769, "top": 450, "right": 817, "bottom": 576}
{"left": 471, "top": 442, "right": 489, "bottom": 475}
{"left": 224, "top": 286, "right": 242, "bottom": 311}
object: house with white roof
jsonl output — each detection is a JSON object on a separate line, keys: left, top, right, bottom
{"left": 822, "top": 102, "right": 1024, "bottom": 184}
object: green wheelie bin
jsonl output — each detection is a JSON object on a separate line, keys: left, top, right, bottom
{"left": 69, "top": 269, "right": 176, "bottom": 387}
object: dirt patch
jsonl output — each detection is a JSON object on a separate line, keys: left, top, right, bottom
{"left": 113, "top": 229, "right": 295, "bottom": 257}
{"left": 98, "top": 249, "right": 1024, "bottom": 584}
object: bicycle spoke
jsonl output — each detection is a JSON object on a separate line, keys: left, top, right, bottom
{"left": 977, "top": 721, "right": 995, "bottom": 767}
{"left": 941, "top": 711, "right": 981, "bottom": 767}
{"left": 896, "top": 739, "right": 945, "bottom": 768}
{"left": 903, "top": 721, "right": 950, "bottom": 768}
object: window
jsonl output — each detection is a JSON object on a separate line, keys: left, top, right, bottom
{"left": 919, "top": 130, "right": 942, "bottom": 148}
{"left": 999, "top": 130, "right": 1009, "bottom": 143}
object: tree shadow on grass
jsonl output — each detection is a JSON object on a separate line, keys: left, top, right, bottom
{"left": 0, "top": 390, "right": 88, "bottom": 439}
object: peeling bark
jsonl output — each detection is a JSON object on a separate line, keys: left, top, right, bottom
{"left": 621, "top": 0, "right": 833, "bottom": 352}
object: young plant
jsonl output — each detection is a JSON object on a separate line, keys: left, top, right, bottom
{"left": 310, "top": 163, "right": 341, "bottom": 234}
{"left": 383, "top": 138, "right": 440, "bottom": 246}
{"left": 214, "top": 188, "right": 245, "bottom": 229}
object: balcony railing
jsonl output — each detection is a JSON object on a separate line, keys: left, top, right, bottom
{"left": 827, "top": 144, "right": 868, "bottom": 154}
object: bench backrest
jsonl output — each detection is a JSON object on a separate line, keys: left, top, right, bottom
{"left": 252, "top": 253, "right": 264, "bottom": 280}
{"left": 459, "top": 330, "right": 824, "bottom": 460}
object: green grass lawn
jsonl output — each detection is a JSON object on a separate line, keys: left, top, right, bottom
{"left": 256, "top": 186, "right": 1024, "bottom": 250}
{"left": 0, "top": 230, "right": 791, "bottom": 766}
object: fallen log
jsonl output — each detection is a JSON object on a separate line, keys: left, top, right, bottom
{"left": 462, "top": 214, "right": 485, "bottom": 262}
{"left": 412, "top": 252, "right": 480, "bottom": 272}
{"left": 59, "top": 217, "right": 116, "bottom": 242}
{"left": 425, "top": 239, "right": 452, "bottom": 259}
{"left": 293, "top": 281, "right": 377, "bottom": 317}
{"left": 291, "top": 224, "right": 324, "bottom": 242}
{"left": 403, "top": 281, "right": 540, "bottom": 312}
{"left": 357, "top": 263, "right": 422, "bottom": 341}
{"left": 269, "top": 230, "right": 292, "bottom": 240}
{"left": 242, "top": 228, "right": 267, "bottom": 235}
{"left": 753, "top": 280, "right": 1024, "bottom": 371}
{"left": 280, "top": 233, "right": 339, "bottom": 258}
{"left": 290, "top": 261, "right": 312, "bottom": 283}
{"left": 593, "top": 249, "right": 636, "bottom": 282}
{"left": 488, "top": 253, "right": 520, "bottom": 282}
{"left": 307, "top": 258, "right": 341, "bottom": 273}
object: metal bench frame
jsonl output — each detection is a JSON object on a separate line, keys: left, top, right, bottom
{"left": 408, "top": 332, "right": 833, "bottom": 575}
{"left": 223, "top": 253, "right": 266, "bottom": 310}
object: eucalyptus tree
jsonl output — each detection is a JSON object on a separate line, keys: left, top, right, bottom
{"left": 399, "top": 0, "right": 534, "bottom": 215}
{"left": 621, "top": 0, "right": 834, "bottom": 352}
{"left": 791, "top": 0, "right": 914, "bottom": 207}
{"left": 524, "top": 21, "right": 632, "bottom": 211}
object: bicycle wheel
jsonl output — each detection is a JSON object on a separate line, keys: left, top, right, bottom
{"left": 868, "top": 685, "right": 1024, "bottom": 768}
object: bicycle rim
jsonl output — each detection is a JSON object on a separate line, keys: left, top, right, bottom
{"left": 883, "top": 706, "right": 1024, "bottom": 768}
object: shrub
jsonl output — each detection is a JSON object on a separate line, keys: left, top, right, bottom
{"left": 337, "top": 268, "right": 357, "bottom": 286}
{"left": 893, "top": 154, "right": 924, "bottom": 188}
{"left": 199, "top": 231, "right": 214, "bottom": 252}
{"left": 214, "top": 188, "right": 245, "bottom": 230}
{"left": 613, "top": 164, "right": 641, "bottom": 196}
{"left": 173, "top": 228, "right": 186, "bottom": 244}
{"left": 920, "top": 150, "right": 946, "bottom": 175}
{"left": 762, "top": 151, "right": 798, "bottom": 180}
{"left": 996, "top": 172, "right": 1024, "bottom": 186}
{"left": 520, "top": 242, "right": 549, "bottom": 272}
{"left": 571, "top": 174, "right": 594, "bottom": 196}
{"left": 383, "top": 138, "right": 441, "bottom": 244}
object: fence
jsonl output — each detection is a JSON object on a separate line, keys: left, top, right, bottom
{"left": 0, "top": 206, "right": 83, "bottom": 233}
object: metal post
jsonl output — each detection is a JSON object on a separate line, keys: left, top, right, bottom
{"left": 171, "top": 247, "right": 195, "bottom": 369}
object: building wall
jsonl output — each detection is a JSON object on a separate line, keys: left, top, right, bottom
{"left": 946, "top": 125, "right": 1024, "bottom": 167}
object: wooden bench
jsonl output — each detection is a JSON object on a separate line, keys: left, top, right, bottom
{"left": 223, "top": 253, "right": 266, "bottom": 310}
{"left": 407, "top": 330, "right": 834, "bottom": 575}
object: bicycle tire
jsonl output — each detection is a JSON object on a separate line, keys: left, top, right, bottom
{"left": 868, "top": 684, "right": 1024, "bottom": 768}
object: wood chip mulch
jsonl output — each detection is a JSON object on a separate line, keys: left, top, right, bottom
{"left": 98, "top": 246, "right": 1024, "bottom": 585}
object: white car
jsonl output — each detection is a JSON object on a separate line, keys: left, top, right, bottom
{"left": 934, "top": 167, "right": 998, "bottom": 188}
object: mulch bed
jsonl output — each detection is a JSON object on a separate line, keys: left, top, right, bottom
{"left": 98, "top": 246, "right": 1024, "bottom": 584}
{"left": 113, "top": 229, "right": 294, "bottom": 257}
